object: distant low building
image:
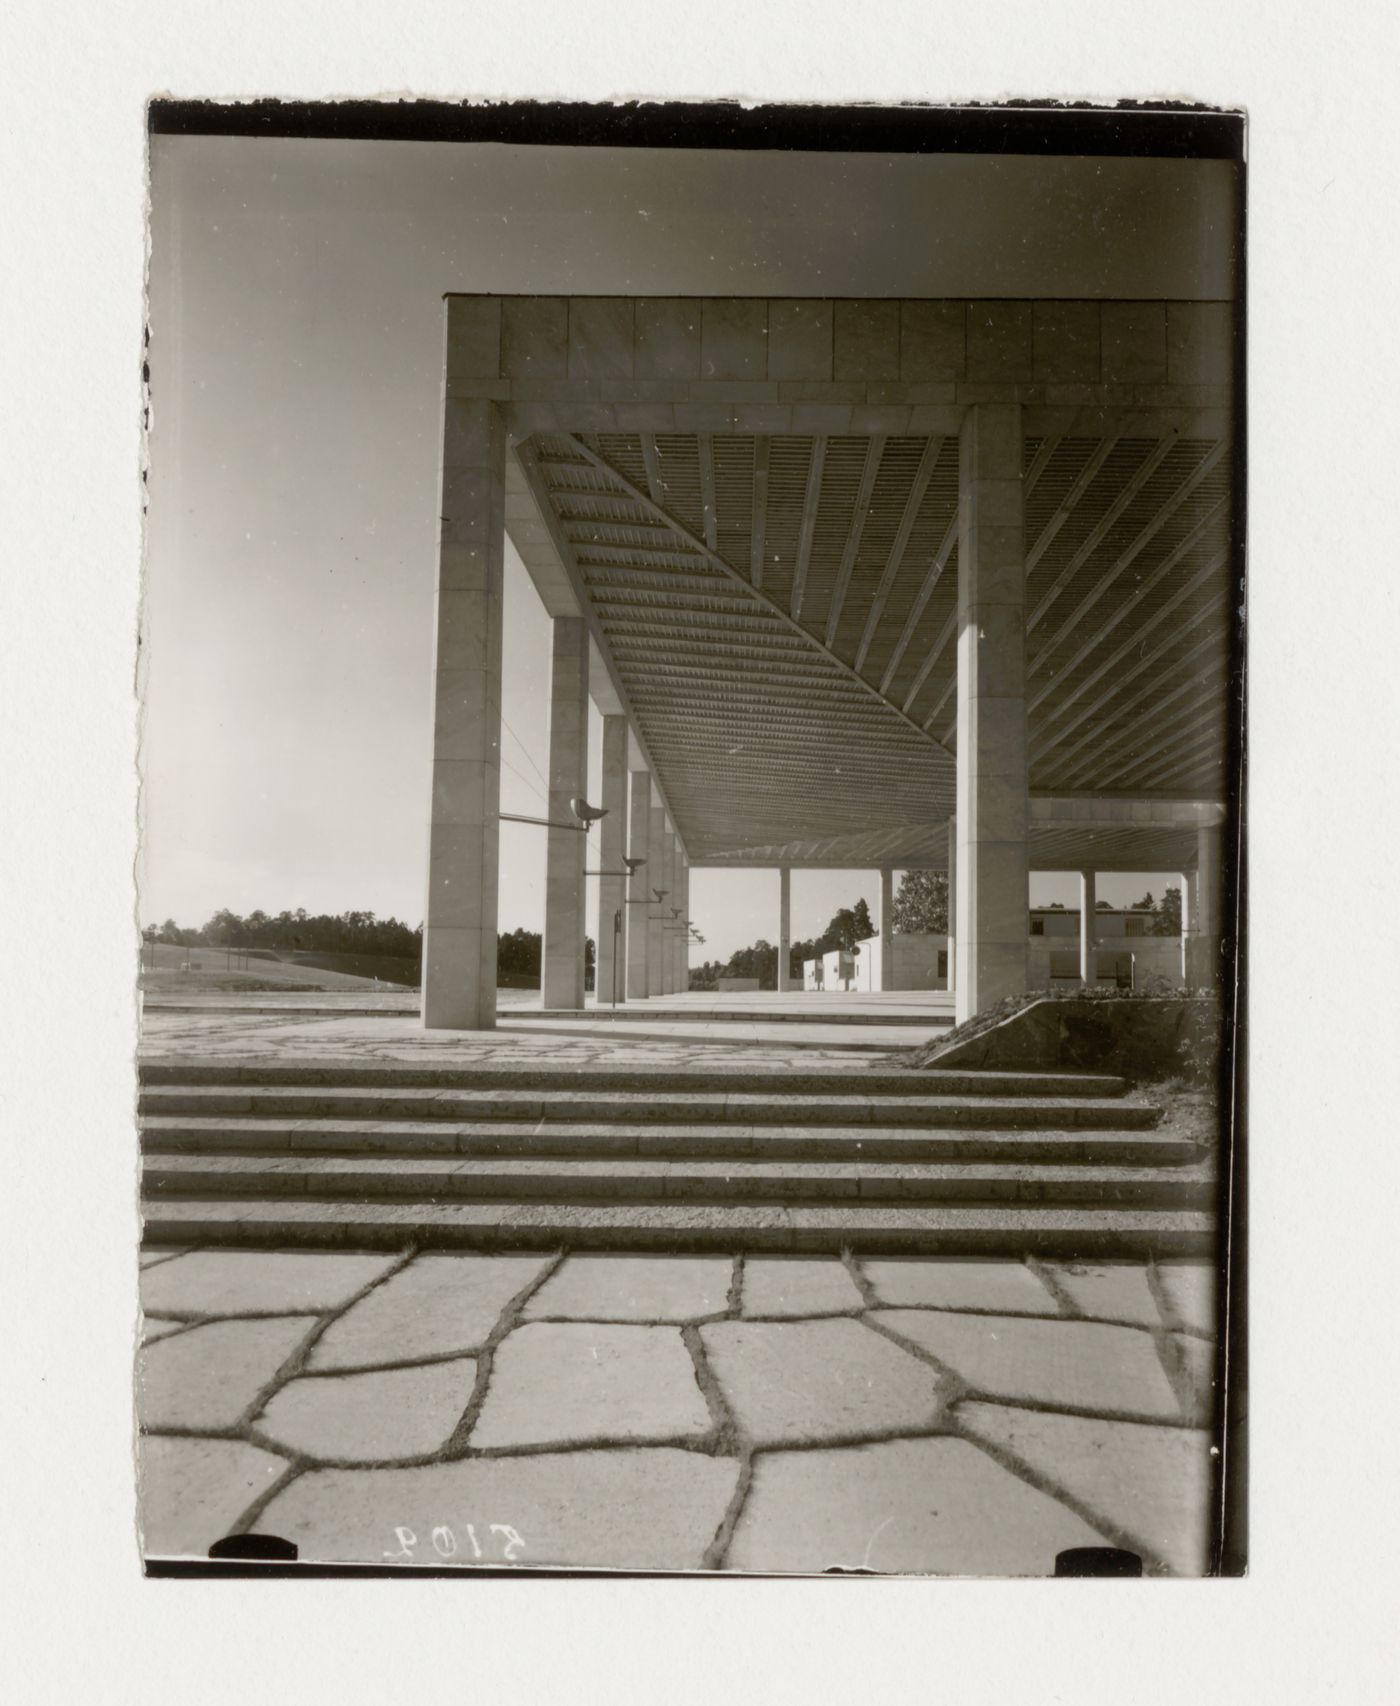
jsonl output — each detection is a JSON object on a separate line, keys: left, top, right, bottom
{"left": 802, "top": 907, "right": 1186, "bottom": 994}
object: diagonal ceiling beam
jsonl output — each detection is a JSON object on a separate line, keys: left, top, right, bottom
{"left": 1054, "top": 655, "right": 1231, "bottom": 787}
{"left": 790, "top": 437, "right": 827, "bottom": 622}
{"left": 512, "top": 438, "right": 689, "bottom": 854}
{"left": 918, "top": 611, "right": 960, "bottom": 728}
{"left": 904, "top": 611, "right": 956, "bottom": 721}
{"left": 640, "top": 434, "right": 666, "bottom": 505}
{"left": 853, "top": 436, "right": 944, "bottom": 675}
{"left": 1023, "top": 434, "right": 1063, "bottom": 500}
{"left": 1047, "top": 628, "right": 1228, "bottom": 777}
{"left": 879, "top": 510, "right": 959, "bottom": 696}
{"left": 823, "top": 435, "right": 886, "bottom": 648}
{"left": 562, "top": 434, "right": 950, "bottom": 754}
{"left": 1124, "top": 718, "right": 1230, "bottom": 791}
{"left": 1089, "top": 696, "right": 1230, "bottom": 790}
{"left": 1025, "top": 436, "right": 1119, "bottom": 575}
{"left": 1027, "top": 496, "right": 1230, "bottom": 715}
{"left": 1028, "top": 560, "right": 1228, "bottom": 760}
{"left": 1032, "top": 468, "right": 1229, "bottom": 664}
{"left": 698, "top": 434, "right": 718, "bottom": 551}
{"left": 1026, "top": 435, "right": 1176, "bottom": 630}
{"left": 750, "top": 436, "right": 770, "bottom": 590}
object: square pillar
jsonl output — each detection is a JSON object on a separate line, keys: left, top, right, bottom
{"left": 542, "top": 616, "right": 588, "bottom": 1010}
{"left": 955, "top": 402, "right": 1029, "bottom": 1025}
{"left": 946, "top": 817, "right": 957, "bottom": 994}
{"left": 660, "top": 823, "right": 677, "bottom": 994}
{"left": 596, "top": 714, "right": 628, "bottom": 1006}
{"left": 626, "top": 768, "right": 651, "bottom": 999}
{"left": 647, "top": 790, "right": 666, "bottom": 999}
{"left": 1178, "top": 869, "right": 1192, "bottom": 984}
{"left": 1188, "top": 826, "right": 1224, "bottom": 988}
{"left": 879, "top": 868, "right": 895, "bottom": 992}
{"left": 422, "top": 390, "right": 506, "bottom": 1031}
{"left": 1079, "top": 870, "right": 1098, "bottom": 986}
{"left": 675, "top": 853, "right": 690, "bottom": 995}
{"left": 777, "top": 867, "right": 793, "bottom": 992}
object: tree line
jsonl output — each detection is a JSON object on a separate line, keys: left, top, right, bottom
{"left": 142, "top": 911, "right": 594, "bottom": 981}
{"left": 690, "top": 875, "right": 949, "bottom": 992}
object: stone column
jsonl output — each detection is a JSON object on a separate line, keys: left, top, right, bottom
{"left": 955, "top": 402, "right": 1029, "bottom": 1025}
{"left": 668, "top": 853, "right": 685, "bottom": 996}
{"left": 422, "top": 392, "right": 506, "bottom": 1031}
{"left": 626, "top": 768, "right": 651, "bottom": 1000}
{"left": 1189, "top": 826, "right": 1224, "bottom": 988}
{"left": 879, "top": 868, "right": 895, "bottom": 992}
{"left": 660, "top": 824, "right": 677, "bottom": 994}
{"left": 595, "top": 714, "right": 628, "bottom": 1006}
{"left": 777, "top": 867, "right": 793, "bottom": 992}
{"left": 1079, "top": 870, "right": 1098, "bottom": 986}
{"left": 1178, "top": 869, "right": 1192, "bottom": 985}
{"left": 542, "top": 617, "right": 588, "bottom": 1010}
{"left": 946, "top": 817, "right": 957, "bottom": 994}
{"left": 647, "top": 790, "right": 666, "bottom": 998}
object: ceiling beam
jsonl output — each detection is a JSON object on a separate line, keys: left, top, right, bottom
{"left": 853, "top": 436, "right": 943, "bottom": 675}
{"left": 906, "top": 607, "right": 958, "bottom": 720}
{"left": 879, "top": 511, "right": 959, "bottom": 697}
{"left": 562, "top": 434, "right": 950, "bottom": 754}
{"left": 1045, "top": 628, "right": 1227, "bottom": 777}
{"left": 790, "top": 437, "right": 827, "bottom": 623}
{"left": 1031, "top": 481, "right": 1229, "bottom": 676}
{"left": 1053, "top": 656, "right": 1230, "bottom": 787}
{"left": 1127, "top": 720, "right": 1229, "bottom": 791}
{"left": 750, "top": 436, "right": 770, "bottom": 590}
{"left": 698, "top": 434, "right": 718, "bottom": 552}
{"left": 1079, "top": 699, "right": 1229, "bottom": 790}
{"left": 823, "top": 435, "right": 885, "bottom": 648}
{"left": 1026, "top": 435, "right": 1176, "bottom": 630}
{"left": 1023, "top": 434, "right": 1063, "bottom": 500}
{"left": 639, "top": 434, "right": 665, "bottom": 505}
{"left": 512, "top": 438, "right": 689, "bottom": 856}
{"left": 1025, "top": 437, "right": 1119, "bottom": 575}
{"left": 1028, "top": 564, "right": 1228, "bottom": 761}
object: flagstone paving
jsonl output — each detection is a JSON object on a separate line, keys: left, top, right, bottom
{"left": 135, "top": 1246, "right": 1223, "bottom": 1576}
{"left": 139, "top": 1009, "right": 898, "bottom": 1072}
{"left": 741, "top": 1257, "right": 865, "bottom": 1317}
{"left": 520, "top": 1254, "right": 731, "bottom": 1322}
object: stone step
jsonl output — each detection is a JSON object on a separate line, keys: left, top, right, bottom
{"left": 516, "top": 1007, "right": 954, "bottom": 1027}
{"left": 142, "top": 1151, "right": 1216, "bottom": 1207}
{"left": 138, "top": 1084, "right": 1158, "bottom": 1129}
{"left": 140, "top": 1115, "right": 1196, "bottom": 1166}
{"left": 137, "top": 1060, "right": 1127, "bottom": 1098}
{"left": 139, "top": 1197, "right": 1215, "bottom": 1257}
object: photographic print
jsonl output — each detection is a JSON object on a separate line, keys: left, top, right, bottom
{"left": 135, "top": 100, "right": 1244, "bottom": 1577}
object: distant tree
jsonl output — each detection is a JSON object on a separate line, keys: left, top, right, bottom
{"left": 891, "top": 871, "right": 949, "bottom": 935}
{"left": 497, "top": 927, "right": 541, "bottom": 977}
{"left": 1096, "top": 898, "right": 1114, "bottom": 912}
{"left": 724, "top": 939, "right": 778, "bottom": 989}
{"left": 1125, "top": 889, "right": 1183, "bottom": 935}
{"left": 826, "top": 908, "right": 859, "bottom": 953}
{"left": 851, "top": 898, "right": 875, "bottom": 942}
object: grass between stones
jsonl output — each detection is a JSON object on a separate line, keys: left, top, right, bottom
{"left": 136, "top": 1244, "right": 1222, "bottom": 1575}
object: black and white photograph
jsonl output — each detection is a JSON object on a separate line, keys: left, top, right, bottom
{"left": 133, "top": 100, "right": 1244, "bottom": 1578}
{"left": 12, "top": 0, "right": 1400, "bottom": 1699}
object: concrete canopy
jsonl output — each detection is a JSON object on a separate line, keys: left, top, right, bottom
{"left": 459, "top": 294, "right": 1235, "bottom": 876}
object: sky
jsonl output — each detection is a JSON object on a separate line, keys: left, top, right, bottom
{"left": 140, "top": 138, "right": 1231, "bottom": 961}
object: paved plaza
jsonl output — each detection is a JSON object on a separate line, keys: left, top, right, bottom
{"left": 138, "top": 1245, "right": 1217, "bottom": 1575}
{"left": 139, "top": 1007, "right": 918, "bottom": 1071}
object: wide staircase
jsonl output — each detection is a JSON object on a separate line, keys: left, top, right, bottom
{"left": 138, "top": 1057, "right": 1215, "bottom": 1257}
